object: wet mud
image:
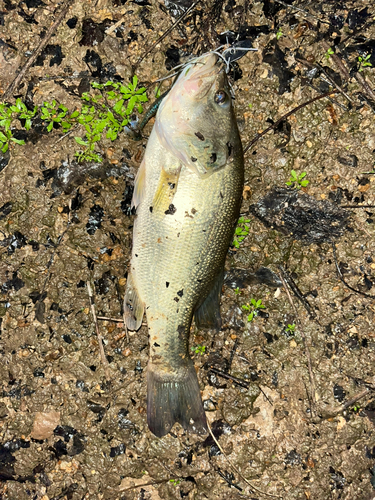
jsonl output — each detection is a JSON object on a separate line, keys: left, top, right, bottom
{"left": 1, "top": 0, "right": 375, "bottom": 499}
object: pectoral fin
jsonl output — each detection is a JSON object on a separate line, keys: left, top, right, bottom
{"left": 151, "top": 167, "right": 180, "bottom": 215}
{"left": 124, "top": 273, "right": 144, "bottom": 331}
{"left": 132, "top": 158, "right": 146, "bottom": 209}
{"left": 194, "top": 269, "right": 224, "bottom": 331}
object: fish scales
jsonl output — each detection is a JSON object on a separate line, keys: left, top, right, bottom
{"left": 124, "top": 53, "right": 244, "bottom": 437}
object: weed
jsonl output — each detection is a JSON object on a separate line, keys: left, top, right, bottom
{"left": 0, "top": 129, "right": 25, "bottom": 153}
{"left": 286, "top": 170, "right": 309, "bottom": 189}
{"left": 276, "top": 28, "right": 283, "bottom": 40}
{"left": 191, "top": 345, "right": 206, "bottom": 355}
{"left": 324, "top": 47, "right": 334, "bottom": 60}
{"left": 169, "top": 479, "right": 181, "bottom": 486}
{"left": 358, "top": 54, "right": 372, "bottom": 72}
{"left": 233, "top": 216, "right": 251, "bottom": 248}
{"left": 234, "top": 287, "right": 241, "bottom": 295}
{"left": 0, "top": 76, "right": 148, "bottom": 162}
{"left": 285, "top": 323, "right": 296, "bottom": 334}
{"left": 242, "top": 298, "right": 265, "bottom": 322}
{"left": 40, "top": 100, "right": 69, "bottom": 132}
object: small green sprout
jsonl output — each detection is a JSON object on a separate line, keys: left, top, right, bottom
{"left": 286, "top": 170, "right": 309, "bottom": 189}
{"left": 234, "top": 287, "right": 241, "bottom": 295}
{"left": 285, "top": 323, "right": 296, "bottom": 334}
{"left": 233, "top": 216, "right": 251, "bottom": 248}
{"left": 358, "top": 54, "right": 372, "bottom": 72}
{"left": 242, "top": 298, "right": 265, "bottom": 322}
{"left": 40, "top": 100, "right": 69, "bottom": 132}
{"left": 0, "top": 129, "right": 25, "bottom": 153}
{"left": 324, "top": 47, "right": 334, "bottom": 60}
{"left": 353, "top": 405, "right": 361, "bottom": 412}
{"left": 276, "top": 28, "right": 283, "bottom": 40}
{"left": 191, "top": 345, "right": 206, "bottom": 355}
{"left": 248, "top": 103, "right": 253, "bottom": 109}
{"left": 169, "top": 479, "right": 181, "bottom": 486}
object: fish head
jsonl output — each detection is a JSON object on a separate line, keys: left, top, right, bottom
{"left": 155, "top": 53, "right": 239, "bottom": 177}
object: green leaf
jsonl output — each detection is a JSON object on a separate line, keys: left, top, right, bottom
{"left": 10, "top": 138, "right": 25, "bottom": 145}
{"left": 74, "top": 137, "right": 88, "bottom": 146}
{"left": 25, "top": 118, "right": 31, "bottom": 130}
{"left": 300, "top": 179, "right": 309, "bottom": 187}
{"left": 62, "top": 121, "right": 72, "bottom": 130}
{"left": 47, "top": 121, "right": 54, "bottom": 132}
{"left": 70, "top": 110, "right": 80, "bottom": 118}
{"left": 132, "top": 75, "right": 138, "bottom": 89}
{"left": 1, "top": 142, "right": 9, "bottom": 153}
{"left": 248, "top": 312, "right": 254, "bottom": 322}
{"left": 113, "top": 99, "right": 125, "bottom": 114}
{"left": 0, "top": 131, "right": 7, "bottom": 141}
{"left": 126, "top": 96, "right": 137, "bottom": 115}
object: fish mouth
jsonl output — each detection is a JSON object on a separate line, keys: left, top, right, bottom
{"left": 177, "top": 53, "right": 225, "bottom": 100}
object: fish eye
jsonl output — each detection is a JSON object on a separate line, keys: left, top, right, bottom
{"left": 214, "top": 90, "right": 227, "bottom": 105}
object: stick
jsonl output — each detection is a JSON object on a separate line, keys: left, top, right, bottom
{"left": 320, "top": 388, "right": 370, "bottom": 418}
{"left": 208, "top": 367, "right": 249, "bottom": 388}
{"left": 332, "top": 242, "right": 375, "bottom": 299}
{"left": 87, "top": 281, "right": 110, "bottom": 380}
{"left": 278, "top": 268, "right": 317, "bottom": 417}
{"left": 207, "top": 422, "right": 281, "bottom": 498}
{"left": 134, "top": 0, "right": 201, "bottom": 70}
{"left": 2, "top": 0, "right": 75, "bottom": 101}
{"left": 243, "top": 90, "right": 338, "bottom": 154}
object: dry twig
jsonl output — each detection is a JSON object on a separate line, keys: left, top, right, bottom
{"left": 87, "top": 281, "right": 110, "bottom": 380}
{"left": 2, "top": 0, "right": 75, "bottom": 101}
{"left": 278, "top": 267, "right": 317, "bottom": 417}
{"left": 207, "top": 421, "right": 281, "bottom": 498}
{"left": 243, "top": 90, "right": 338, "bottom": 154}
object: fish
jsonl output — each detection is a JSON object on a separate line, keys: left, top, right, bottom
{"left": 124, "top": 53, "right": 244, "bottom": 438}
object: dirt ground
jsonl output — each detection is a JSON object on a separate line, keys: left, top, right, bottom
{"left": 1, "top": 0, "right": 375, "bottom": 499}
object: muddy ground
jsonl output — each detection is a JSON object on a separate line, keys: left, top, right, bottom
{"left": 1, "top": 0, "right": 375, "bottom": 499}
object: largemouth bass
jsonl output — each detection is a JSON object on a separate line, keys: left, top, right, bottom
{"left": 124, "top": 53, "right": 244, "bottom": 437}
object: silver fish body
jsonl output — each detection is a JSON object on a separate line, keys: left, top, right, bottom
{"left": 124, "top": 53, "right": 244, "bottom": 437}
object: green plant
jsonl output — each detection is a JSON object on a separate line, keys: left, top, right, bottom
{"left": 233, "top": 216, "right": 251, "bottom": 248}
{"left": 0, "top": 129, "right": 25, "bottom": 153}
{"left": 242, "top": 298, "right": 265, "bottom": 322}
{"left": 358, "top": 54, "right": 372, "bottom": 72}
{"left": 40, "top": 100, "right": 69, "bottom": 132}
{"left": 0, "top": 76, "right": 148, "bottom": 162}
{"left": 191, "top": 345, "right": 206, "bottom": 355}
{"left": 234, "top": 287, "right": 241, "bottom": 295}
{"left": 169, "top": 479, "right": 181, "bottom": 486}
{"left": 276, "top": 28, "right": 283, "bottom": 40}
{"left": 324, "top": 47, "right": 334, "bottom": 60}
{"left": 285, "top": 323, "right": 296, "bottom": 334}
{"left": 286, "top": 170, "right": 309, "bottom": 189}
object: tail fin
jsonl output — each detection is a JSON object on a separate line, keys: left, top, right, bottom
{"left": 147, "top": 363, "right": 207, "bottom": 438}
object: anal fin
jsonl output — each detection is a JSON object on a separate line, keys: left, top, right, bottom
{"left": 194, "top": 269, "right": 223, "bottom": 331}
{"left": 124, "top": 273, "right": 144, "bottom": 331}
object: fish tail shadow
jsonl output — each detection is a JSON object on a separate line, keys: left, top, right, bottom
{"left": 147, "top": 363, "right": 207, "bottom": 438}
